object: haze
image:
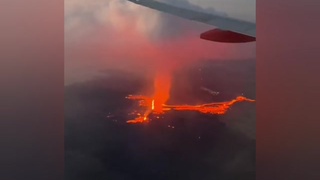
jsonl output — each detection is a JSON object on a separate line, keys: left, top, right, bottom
{"left": 64, "top": 0, "right": 256, "bottom": 85}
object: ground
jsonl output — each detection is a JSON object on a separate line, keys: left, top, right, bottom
{"left": 65, "top": 60, "right": 256, "bottom": 180}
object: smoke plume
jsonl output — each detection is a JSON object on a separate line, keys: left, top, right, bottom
{"left": 65, "top": 0, "right": 255, "bottom": 84}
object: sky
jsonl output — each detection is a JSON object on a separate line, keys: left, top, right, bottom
{"left": 64, "top": 0, "right": 256, "bottom": 85}
{"left": 185, "top": 0, "right": 255, "bottom": 22}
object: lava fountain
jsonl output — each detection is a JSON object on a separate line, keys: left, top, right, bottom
{"left": 152, "top": 70, "right": 172, "bottom": 114}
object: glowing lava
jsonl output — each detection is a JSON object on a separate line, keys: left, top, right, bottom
{"left": 126, "top": 70, "right": 172, "bottom": 123}
{"left": 126, "top": 94, "right": 255, "bottom": 124}
{"left": 126, "top": 71, "right": 255, "bottom": 124}
{"left": 164, "top": 96, "right": 255, "bottom": 114}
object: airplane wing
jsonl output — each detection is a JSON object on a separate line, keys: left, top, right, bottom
{"left": 127, "top": 0, "right": 256, "bottom": 43}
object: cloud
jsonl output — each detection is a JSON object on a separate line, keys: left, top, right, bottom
{"left": 64, "top": 0, "right": 255, "bottom": 84}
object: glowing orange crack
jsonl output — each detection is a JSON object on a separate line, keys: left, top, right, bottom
{"left": 126, "top": 95, "right": 255, "bottom": 124}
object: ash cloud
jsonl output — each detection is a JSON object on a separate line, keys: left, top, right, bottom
{"left": 65, "top": 0, "right": 255, "bottom": 85}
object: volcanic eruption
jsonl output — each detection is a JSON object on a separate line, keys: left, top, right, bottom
{"left": 126, "top": 68, "right": 255, "bottom": 124}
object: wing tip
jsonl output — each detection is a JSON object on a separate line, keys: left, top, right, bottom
{"left": 200, "top": 29, "right": 256, "bottom": 43}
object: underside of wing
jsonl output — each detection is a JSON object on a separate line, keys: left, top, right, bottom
{"left": 128, "top": 0, "right": 256, "bottom": 43}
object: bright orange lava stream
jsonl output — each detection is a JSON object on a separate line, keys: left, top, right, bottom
{"left": 126, "top": 71, "right": 255, "bottom": 124}
{"left": 126, "top": 95, "right": 255, "bottom": 124}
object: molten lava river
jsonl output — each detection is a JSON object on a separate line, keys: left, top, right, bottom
{"left": 126, "top": 71, "right": 255, "bottom": 124}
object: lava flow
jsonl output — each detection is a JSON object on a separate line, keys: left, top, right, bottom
{"left": 126, "top": 71, "right": 255, "bottom": 124}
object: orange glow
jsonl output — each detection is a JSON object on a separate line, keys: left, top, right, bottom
{"left": 151, "top": 99, "right": 155, "bottom": 110}
{"left": 126, "top": 69, "right": 255, "bottom": 124}
{"left": 127, "top": 94, "right": 255, "bottom": 124}
{"left": 164, "top": 96, "right": 255, "bottom": 114}
{"left": 152, "top": 71, "right": 172, "bottom": 114}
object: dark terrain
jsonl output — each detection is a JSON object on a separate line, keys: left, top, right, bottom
{"left": 65, "top": 60, "right": 256, "bottom": 180}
